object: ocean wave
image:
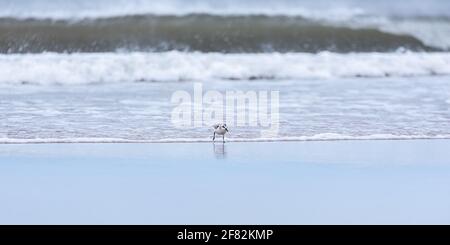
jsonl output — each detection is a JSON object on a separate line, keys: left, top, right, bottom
{"left": 0, "top": 52, "right": 449, "bottom": 85}
{"left": 1, "top": 134, "right": 450, "bottom": 144}
{"left": 0, "top": 15, "right": 440, "bottom": 53}
{"left": 2, "top": 1, "right": 450, "bottom": 51}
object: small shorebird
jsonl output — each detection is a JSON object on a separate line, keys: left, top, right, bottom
{"left": 212, "top": 123, "right": 229, "bottom": 143}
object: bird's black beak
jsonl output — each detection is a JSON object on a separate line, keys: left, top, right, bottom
{"left": 225, "top": 128, "right": 229, "bottom": 132}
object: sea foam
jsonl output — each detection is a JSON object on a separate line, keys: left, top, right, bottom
{"left": 0, "top": 52, "right": 449, "bottom": 85}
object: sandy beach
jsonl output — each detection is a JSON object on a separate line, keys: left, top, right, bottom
{"left": 0, "top": 139, "right": 449, "bottom": 225}
{"left": 2, "top": 0, "right": 450, "bottom": 235}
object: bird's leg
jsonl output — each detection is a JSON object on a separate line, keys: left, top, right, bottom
{"left": 222, "top": 135, "right": 225, "bottom": 143}
{"left": 213, "top": 132, "right": 215, "bottom": 141}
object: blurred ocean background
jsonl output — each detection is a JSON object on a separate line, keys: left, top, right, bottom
{"left": 1, "top": 0, "right": 450, "bottom": 143}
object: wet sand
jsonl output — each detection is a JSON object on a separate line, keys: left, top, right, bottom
{"left": 0, "top": 140, "right": 449, "bottom": 224}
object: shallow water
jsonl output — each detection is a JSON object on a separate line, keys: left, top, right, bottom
{"left": 1, "top": 0, "right": 450, "bottom": 143}
{"left": 2, "top": 76, "right": 450, "bottom": 143}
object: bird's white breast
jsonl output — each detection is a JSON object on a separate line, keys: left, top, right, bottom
{"left": 215, "top": 128, "right": 227, "bottom": 135}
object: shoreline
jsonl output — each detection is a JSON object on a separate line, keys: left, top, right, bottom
{"left": 1, "top": 139, "right": 449, "bottom": 224}
{"left": 2, "top": 136, "right": 450, "bottom": 144}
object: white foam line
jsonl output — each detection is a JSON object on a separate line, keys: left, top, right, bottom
{"left": 1, "top": 134, "right": 450, "bottom": 144}
{"left": 0, "top": 1, "right": 366, "bottom": 21}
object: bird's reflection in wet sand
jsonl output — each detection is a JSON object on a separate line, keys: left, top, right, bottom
{"left": 213, "top": 142, "right": 227, "bottom": 159}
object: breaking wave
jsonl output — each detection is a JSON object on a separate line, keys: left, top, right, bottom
{"left": 1, "top": 51, "right": 449, "bottom": 85}
{"left": 0, "top": 15, "right": 441, "bottom": 53}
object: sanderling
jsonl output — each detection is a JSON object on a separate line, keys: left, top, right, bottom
{"left": 212, "top": 123, "right": 229, "bottom": 143}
